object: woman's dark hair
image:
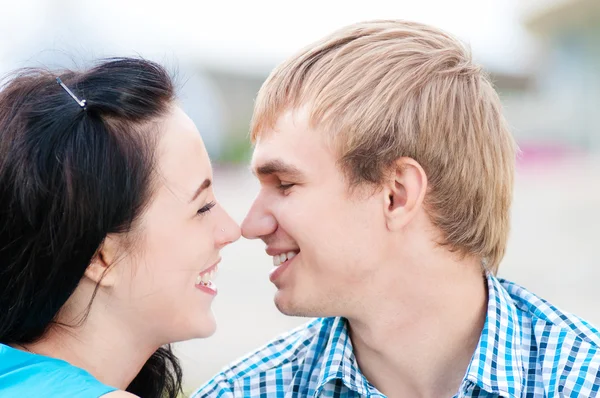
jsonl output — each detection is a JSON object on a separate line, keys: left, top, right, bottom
{"left": 0, "top": 58, "right": 183, "bottom": 398}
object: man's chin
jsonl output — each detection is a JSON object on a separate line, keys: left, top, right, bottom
{"left": 273, "top": 291, "right": 297, "bottom": 316}
{"left": 274, "top": 290, "right": 324, "bottom": 318}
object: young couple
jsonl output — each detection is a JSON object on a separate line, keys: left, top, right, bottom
{"left": 1, "top": 20, "right": 598, "bottom": 398}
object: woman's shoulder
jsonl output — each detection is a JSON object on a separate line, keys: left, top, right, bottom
{"left": 102, "top": 392, "right": 139, "bottom": 397}
{"left": 0, "top": 343, "right": 118, "bottom": 397}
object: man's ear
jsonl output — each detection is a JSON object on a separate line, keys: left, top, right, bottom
{"left": 382, "top": 157, "right": 428, "bottom": 230}
{"left": 84, "top": 235, "right": 121, "bottom": 287}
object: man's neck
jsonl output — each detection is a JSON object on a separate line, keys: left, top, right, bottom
{"left": 346, "top": 257, "right": 488, "bottom": 398}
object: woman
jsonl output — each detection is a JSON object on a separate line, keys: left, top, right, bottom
{"left": 0, "top": 58, "right": 241, "bottom": 397}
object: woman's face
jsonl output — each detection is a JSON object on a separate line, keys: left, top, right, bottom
{"left": 108, "top": 105, "right": 241, "bottom": 343}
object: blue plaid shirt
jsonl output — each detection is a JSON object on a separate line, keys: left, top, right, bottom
{"left": 194, "top": 274, "right": 600, "bottom": 397}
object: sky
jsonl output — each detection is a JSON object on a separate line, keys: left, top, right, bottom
{"left": 0, "top": 0, "right": 536, "bottom": 75}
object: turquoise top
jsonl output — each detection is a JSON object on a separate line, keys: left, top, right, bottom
{"left": 0, "top": 343, "right": 118, "bottom": 397}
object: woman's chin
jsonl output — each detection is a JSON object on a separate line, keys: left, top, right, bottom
{"left": 188, "top": 311, "right": 217, "bottom": 340}
{"left": 162, "top": 309, "right": 217, "bottom": 343}
{"left": 197, "top": 321, "right": 217, "bottom": 339}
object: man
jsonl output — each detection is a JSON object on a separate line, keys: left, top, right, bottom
{"left": 195, "top": 20, "right": 600, "bottom": 397}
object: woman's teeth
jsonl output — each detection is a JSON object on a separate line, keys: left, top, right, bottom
{"left": 272, "top": 251, "right": 298, "bottom": 266}
{"left": 196, "top": 265, "right": 218, "bottom": 286}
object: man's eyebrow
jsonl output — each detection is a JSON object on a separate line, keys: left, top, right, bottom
{"left": 253, "top": 159, "right": 305, "bottom": 179}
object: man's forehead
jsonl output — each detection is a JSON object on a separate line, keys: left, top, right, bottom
{"left": 249, "top": 108, "right": 336, "bottom": 177}
{"left": 252, "top": 107, "right": 310, "bottom": 146}
{"left": 250, "top": 129, "right": 292, "bottom": 170}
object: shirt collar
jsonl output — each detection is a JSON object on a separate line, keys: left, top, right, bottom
{"left": 315, "top": 317, "right": 372, "bottom": 397}
{"left": 461, "top": 273, "right": 525, "bottom": 398}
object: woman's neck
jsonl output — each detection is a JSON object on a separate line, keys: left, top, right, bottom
{"left": 24, "top": 292, "right": 159, "bottom": 390}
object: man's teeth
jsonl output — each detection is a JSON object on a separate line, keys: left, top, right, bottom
{"left": 196, "top": 265, "right": 218, "bottom": 286}
{"left": 272, "top": 251, "right": 298, "bottom": 266}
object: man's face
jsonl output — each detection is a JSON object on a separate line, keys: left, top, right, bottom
{"left": 241, "top": 109, "right": 390, "bottom": 318}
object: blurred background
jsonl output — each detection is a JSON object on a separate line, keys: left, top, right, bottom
{"left": 2, "top": 0, "right": 599, "bottom": 393}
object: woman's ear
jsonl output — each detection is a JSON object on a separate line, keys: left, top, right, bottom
{"left": 84, "top": 235, "right": 121, "bottom": 287}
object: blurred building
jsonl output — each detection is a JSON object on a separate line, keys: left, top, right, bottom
{"left": 501, "top": 0, "right": 600, "bottom": 151}
{"left": 199, "top": 66, "right": 268, "bottom": 164}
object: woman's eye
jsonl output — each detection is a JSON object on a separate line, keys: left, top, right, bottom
{"left": 197, "top": 201, "right": 216, "bottom": 216}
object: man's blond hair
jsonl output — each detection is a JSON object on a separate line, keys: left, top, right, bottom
{"left": 250, "top": 20, "right": 516, "bottom": 273}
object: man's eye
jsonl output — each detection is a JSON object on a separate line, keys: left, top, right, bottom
{"left": 277, "top": 183, "right": 295, "bottom": 191}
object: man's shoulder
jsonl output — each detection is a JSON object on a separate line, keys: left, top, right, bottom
{"left": 499, "top": 278, "right": 600, "bottom": 384}
{"left": 192, "top": 317, "right": 337, "bottom": 397}
{"left": 500, "top": 278, "right": 600, "bottom": 347}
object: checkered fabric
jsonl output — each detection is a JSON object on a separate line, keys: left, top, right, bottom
{"left": 194, "top": 274, "right": 600, "bottom": 397}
